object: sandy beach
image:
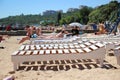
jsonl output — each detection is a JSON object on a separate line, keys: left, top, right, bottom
{"left": 0, "top": 36, "right": 120, "bottom": 80}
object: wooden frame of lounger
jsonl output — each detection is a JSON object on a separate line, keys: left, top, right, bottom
{"left": 78, "top": 38, "right": 120, "bottom": 54}
{"left": 114, "top": 46, "right": 120, "bottom": 65}
{"left": 11, "top": 42, "right": 106, "bottom": 71}
{"left": 18, "top": 40, "right": 100, "bottom": 51}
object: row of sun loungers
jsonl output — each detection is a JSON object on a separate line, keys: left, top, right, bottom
{"left": 11, "top": 40, "right": 106, "bottom": 70}
{"left": 11, "top": 34, "right": 120, "bottom": 71}
{"left": 80, "top": 35, "right": 120, "bottom": 65}
{"left": 19, "top": 41, "right": 99, "bottom": 51}
{"left": 30, "top": 37, "right": 78, "bottom": 44}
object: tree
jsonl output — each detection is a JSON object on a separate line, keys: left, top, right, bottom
{"left": 57, "top": 12, "right": 62, "bottom": 25}
{"left": 88, "top": 1, "right": 119, "bottom": 23}
{"left": 79, "top": 6, "right": 93, "bottom": 24}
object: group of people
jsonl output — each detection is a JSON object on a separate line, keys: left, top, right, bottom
{"left": 19, "top": 25, "right": 80, "bottom": 44}
{"left": 18, "top": 25, "right": 41, "bottom": 44}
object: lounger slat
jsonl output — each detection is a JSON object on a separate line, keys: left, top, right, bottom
{"left": 40, "top": 45, "right": 44, "bottom": 47}
{"left": 89, "top": 40, "right": 96, "bottom": 44}
{"left": 50, "top": 44, "right": 54, "bottom": 46}
{"left": 55, "top": 44, "right": 58, "bottom": 46}
{"left": 76, "top": 49, "right": 84, "bottom": 53}
{"left": 51, "top": 50, "right": 56, "bottom": 54}
{"left": 48, "top": 46, "right": 53, "bottom": 49}
{"left": 95, "top": 43, "right": 104, "bottom": 48}
{"left": 70, "top": 49, "right": 76, "bottom": 53}
{"left": 31, "top": 45, "right": 35, "bottom": 50}
{"left": 69, "top": 45, "right": 75, "bottom": 48}
{"left": 42, "top": 47, "right": 47, "bottom": 49}
{"left": 31, "top": 45, "right": 34, "bottom": 47}
{"left": 35, "top": 45, "right": 40, "bottom": 47}
{"left": 64, "top": 49, "right": 70, "bottom": 54}
{"left": 89, "top": 45, "right": 98, "bottom": 50}
{"left": 69, "top": 43, "right": 73, "bottom": 46}
{"left": 83, "top": 47, "right": 91, "bottom": 52}
{"left": 45, "top": 44, "right": 49, "bottom": 47}
{"left": 12, "top": 51, "right": 19, "bottom": 55}
{"left": 45, "top": 50, "right": 50, "bottom": 54}
{"left": 74, "top": 43, "right": 78, "bottom": 45}
{"left": 25, "top": 51, "right": 32, "bottom": 55}
{"left": 18, "top": 51, "right": 25, "bottom": 55}
{"left": 80, "top": 44, "right": 86, "bottom": 48}
{"left": 36, "top": 46, "right": 40, "bottom": 50}
{"left": 63, "top": 44, "right": 68, "bottom": 46}
{"left": 39, "top": 50, "right": 44, "bottom": 54}
{"left": 59, "top": 44, "right": 63, "bottom": 46}
{"left": 25, "top": 45, "right": 29, "bottom": 50}
{"left": 19, "top": 45, "right": 25, "bottom": 50}
{"left": 54, "top": 46, "right": 58, "bottom": 49}
{"left": 64, "top": 46, "right": 69, "bottom": 49}
{"left": 58, "top": 50, "right": 63, "bottom": 54}
{"left": 75, "top": 45, "right": 80, "bottom": 48}
{"left": 33, "top": 50, "right": 38, "bottom": 55}
{"left": 84, "top": 42, "right": 91, "bottom": 46}
{"left": 59, "top": 46, "right": 64, "bottom": 49}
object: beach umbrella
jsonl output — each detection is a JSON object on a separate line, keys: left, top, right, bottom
{"left": 69, "top": 22, "right": 83, "bottom": 27}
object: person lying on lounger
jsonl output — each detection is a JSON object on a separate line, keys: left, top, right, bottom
{"left": 41, "top": 29, "right": 69, "bottom": 39}
{"left": 19, "top": 28, "right": 69, "bottom": 44}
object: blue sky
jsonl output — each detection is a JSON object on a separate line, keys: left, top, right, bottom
{"left": 0, "top": 0, "right": 115, "bottom": 18}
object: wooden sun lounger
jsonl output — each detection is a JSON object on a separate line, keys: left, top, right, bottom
{"left": 30, "top": 38, "right": 72, "bottom": 44}
{"left": 11, "top": 42, "right": 106, "bottom": 71}
{"left": 19, "top": 42, "right": 96, "bottom": 51}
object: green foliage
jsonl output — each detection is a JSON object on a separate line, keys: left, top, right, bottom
{"left": 57, "top": 12, "right": 62, "bottom": 25}
{"left": 88, "top": 1, "right": 119, "bottom": 23}
{"left": 0, "top": 1, "right": 119, "bottom": 26}
{"left": 60, "top": 6, "right": 93, "bottom": 25}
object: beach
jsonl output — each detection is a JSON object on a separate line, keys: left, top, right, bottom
{"left": 0, "top": 36, "right": 120, "bottom": 80}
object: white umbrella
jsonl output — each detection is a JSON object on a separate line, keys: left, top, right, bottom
{"left": 69, "top": 22, "right": 83, "bottom": 27}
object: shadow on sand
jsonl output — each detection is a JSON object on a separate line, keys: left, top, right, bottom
{"left": 18, "top": 59, "right": 117, "bottom": 71}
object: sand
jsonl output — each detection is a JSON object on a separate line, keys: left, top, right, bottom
{"left": 0, "top": 36, "right": 120, "bottom": 80}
